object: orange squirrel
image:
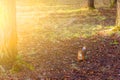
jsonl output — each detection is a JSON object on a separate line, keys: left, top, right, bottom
{"left": 77, "top": 46, "right": 86, "bottom": 61}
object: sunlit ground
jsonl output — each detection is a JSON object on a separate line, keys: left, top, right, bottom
{"left": 16, "top": 2, "right": 116, "bottom": 56}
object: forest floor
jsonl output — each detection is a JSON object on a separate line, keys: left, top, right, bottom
{"left": 0, "top": 7, "right": 120, "bottom": 80}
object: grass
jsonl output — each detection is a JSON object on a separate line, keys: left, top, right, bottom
{"left": 17, "top": 4, "right": 116, "bottom": 50}
{"left": 32, "top": 24, "right": 111, "bottom": 43}
{"left": 55, "top": 8, "right": 89, "bottom": 14}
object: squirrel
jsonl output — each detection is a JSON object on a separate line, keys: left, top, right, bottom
{"left": 77, "top": 46, "right": 86, "bottom": 61}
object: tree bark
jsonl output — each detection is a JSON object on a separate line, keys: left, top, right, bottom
{"left": 0, "top": 0, "right": 17, "bottom": 66}
{"left": 88, "top": 0, "right": 95, "bottom": 9}
{"left": 116, "top": 0, "right": 120, "bottom": 26}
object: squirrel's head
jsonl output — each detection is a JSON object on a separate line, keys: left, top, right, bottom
{"left": 82, "top": 46, "right": 86, "bottom": 51}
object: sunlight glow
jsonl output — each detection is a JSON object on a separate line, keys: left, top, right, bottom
{"left": 0, "top": 0, "right": 17, "bottom": 65}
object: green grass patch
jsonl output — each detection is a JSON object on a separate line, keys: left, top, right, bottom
{"left": 56, "top": 8, "right": 89, "bottom": 14}
{"left": 33, "top": 24, "right": 106, "bottom": 42}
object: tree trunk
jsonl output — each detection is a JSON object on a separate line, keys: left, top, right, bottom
{"left": 110, "top": 0, "right": 117, "bottom": 8}
{"left": 0, "top": 0, "right": 17, "bottom": 66}
{"left": 88, "top": 0, "right": 95, "bottom": 9}
{"left": 116, "top": 0, "right": 120, "bottom": 26}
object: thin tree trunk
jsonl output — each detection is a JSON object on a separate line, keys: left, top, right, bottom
{"left": 116, "top": 0, "right": 120, "bottom": 26}
{"left": 0, "top": 0, "right": 17, "bottom": 66}
{"left": 110, "top": 0, "right": 117, "bottom": 8}
{"left": 88, "top": 0, "right": 95, "bottom": 9}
